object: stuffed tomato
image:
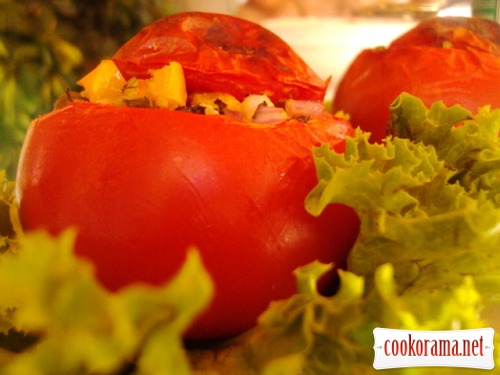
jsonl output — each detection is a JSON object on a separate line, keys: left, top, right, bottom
{"left": 16, "top": 12, "right": 359, "bottom": 340}
{"left": 333, "top": 16, "right": 500, "bottom": 143}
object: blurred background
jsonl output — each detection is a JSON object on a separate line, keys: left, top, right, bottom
{"left": 0, "top": 0, "right": 489, "bottom": 177}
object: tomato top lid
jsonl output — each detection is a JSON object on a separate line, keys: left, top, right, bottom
{"left": 111, "top": 12, "right": 327, "bottom": 103}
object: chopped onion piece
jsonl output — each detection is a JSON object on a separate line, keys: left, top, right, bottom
{"left": 285, "top": 100, "right": 325, "bottom": 117}
{"left": 252, "top": 104, "right": 288, "bottom": 124}
{"left": 242, "top": 94, "right": 274, "bottom": 121}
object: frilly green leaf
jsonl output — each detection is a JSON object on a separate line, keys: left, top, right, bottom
{"left": 306, "top": 94, "right": 500, "bottom": 305}
{"left": 0, "top": 230, "right": 213, "bottom": 374}
{"left": 293, "top": 260, "right": 333, "bottom": 296}
{"left": 197, "top": 261, "right": 495, "bottom": 375}
{"left": 295, "top": 93, "right": 500, "bottom": 373}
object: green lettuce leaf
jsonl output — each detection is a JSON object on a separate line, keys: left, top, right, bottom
{"left": 0, "top": 230, "right": 213, "bottom": 374}
{"left": 0, "top": 171, "right": 18, "bottom": 255}
{"left": 390, "top": 93, "right": 500, "bottom": 203}
{"left": 306, "top": 94, "right": 500, "bottom": 303}
{"left": 284, "top": 93, "right": 500, "bottom": 373}
{"left": 190, "top": 261, "right": 497, "bottom": 375}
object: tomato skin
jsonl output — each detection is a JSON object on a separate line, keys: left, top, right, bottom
{"left": 333, "top": 17, "right": 500, "bottom": 143}
{"left": 16, "top": 103, "right": 359, "bottom": 339}
{"left": 111, "top": 12, "right": 326, "bottom": 103}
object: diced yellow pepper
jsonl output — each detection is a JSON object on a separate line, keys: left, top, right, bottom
{"left": 190, "top": 93, "right": 243, "bottom": 115}
{"left": 77, "top": 60, "right": 125, "bottom": 105}
{"left": 77, "top": 60, "right": 189, "bottom": 110}
{"left": 146, "top": 62, "right": 187, "bottom": 109}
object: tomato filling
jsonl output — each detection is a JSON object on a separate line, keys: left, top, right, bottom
{"left": 67, "top": 59, "right": 325, "bottom": 125}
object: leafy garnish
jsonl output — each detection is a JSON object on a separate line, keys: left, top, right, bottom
{"left": 190, "top": 262, "right": 496, "bottom": 375}
{"left": 0, "top": 229, "right": 213, "bottom": 374}
{"left": 306, "top": 94, "right": 500, "bottom": 304}
{"left": 0, "top": 171, "right": 18, "bottom": 255}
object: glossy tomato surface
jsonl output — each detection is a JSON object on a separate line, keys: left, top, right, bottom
{"left": 112, "top": 12, "right": 326, "bottom": 103}
{"left": 16, "top": 103, "right": 360, "bottom": 339}
{"left": 333, "top": 17, "right": 500, "bottom": 143}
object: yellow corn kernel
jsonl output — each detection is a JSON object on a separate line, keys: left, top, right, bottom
{"left": 77, "top": 60, "right": 125, "bottom": 105}
{"left": 190, "top": 93, "right": 243, "bottom": 115}
{"left": 145, "top": 62, "right": 187, "bottom": 109}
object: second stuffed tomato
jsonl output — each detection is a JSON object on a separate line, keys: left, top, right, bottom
{"left": 333, "top": 16, "right": 500, "bottom": 143}
{"left": 16, "top": 12, "right": 360, "bottom": 340}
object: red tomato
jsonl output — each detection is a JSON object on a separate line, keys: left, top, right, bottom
{"left": 16, "top": 11, "right": 360, "bottom": 340}
{"left": 16, "top": 105, "right": 359, "bottom": 339}
{"left": 333, "top": 16, "right": 500, "bottom": 143}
